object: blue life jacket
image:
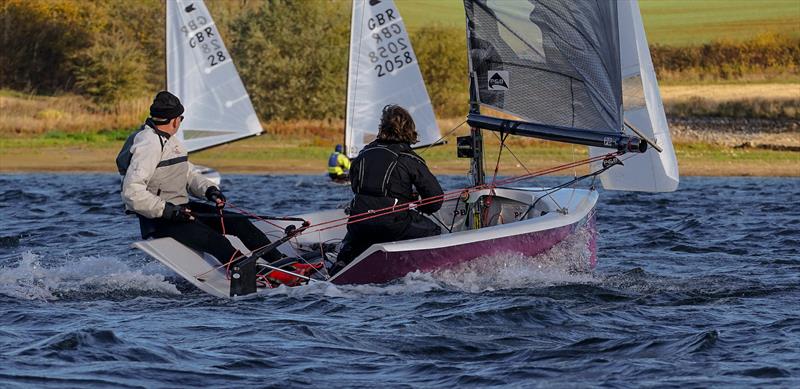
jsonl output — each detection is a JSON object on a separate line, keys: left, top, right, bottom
{"left": 328, "top": 152, "right": 340, "bottom": 168}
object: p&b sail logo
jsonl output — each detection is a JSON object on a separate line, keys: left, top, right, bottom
{"left": 488, "top": 71, "right": 509, "bottom": 90}
{"left": 184, "top": 3, "right": 196, "bottom": 13}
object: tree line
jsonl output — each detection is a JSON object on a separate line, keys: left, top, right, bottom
{"left": 1, "top": 0, "right": 797, "bottom": 120}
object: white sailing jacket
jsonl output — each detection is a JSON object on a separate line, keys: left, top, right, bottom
{"left": 121, "top": 124, "right": 214, "bottom": 219}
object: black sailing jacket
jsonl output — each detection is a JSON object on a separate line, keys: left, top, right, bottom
{"left": 349, "top": 140, "right": 443, "bottom": 222}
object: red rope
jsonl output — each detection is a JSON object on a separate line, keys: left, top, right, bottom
{"left": 256, "top": 274, "right": 274, "bottom": 288}
{"left": 224, "top": 250, "right": 239, "bottom": 280}
{"left": 218, "top": 208, "right": 226, "bottom": 235}
{"left": 192, "top": 153, "right": 615, "bottom": 284}
{"left": 307, "top": 152, "right": 614, "bottom": 232}
{"left": 304, "top": 152, "right": 618, "bottom": 234}
{"left": 189, "top": 151, "right": 620, "bottom": 279}
{"left": 225, "top": 203, "right": 284, "bottom": 229}
{"left": 490, "top": 133, "right": 506, "bottom": 192}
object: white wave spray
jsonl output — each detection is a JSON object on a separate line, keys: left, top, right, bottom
{"left": 258, "top": 225, "right": 599, "bottom": 298}
{"left": 0, "top": 252, "right": 180, "bottom": 301}
{"left": 426, "top": 225, "right": 598, "bottom": 292}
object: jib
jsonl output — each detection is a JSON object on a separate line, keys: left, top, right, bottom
{"left": 367, "top": 9, "right": 397, "bottom": 29}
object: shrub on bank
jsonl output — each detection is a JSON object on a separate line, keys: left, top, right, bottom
{"left": 0, "top": 0, "right": 98, "bottom": 92}
{"left": 651, "top": 33, "right": 800, "bottom": 82}
{"left": 73, "top": 30, "right": 150, "bottom": 110}
{"left": 411, "top": 26, "right": 469, "bottom": 118}
{"left": 227, "top": 0, "right": 349, "bottom": 121}
{"left": 0, "top": 1, "right": 797, "bottom": 121}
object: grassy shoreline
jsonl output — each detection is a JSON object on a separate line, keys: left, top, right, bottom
{"left": 2, "top": 134, "right": 797, "bottom": 177}
{"left": 1, "top": 85, "right": 797, "bottom": 177}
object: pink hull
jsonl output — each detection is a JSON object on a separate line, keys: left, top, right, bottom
{"left": 333, "top": 211, "right": 597, "bottom": 285}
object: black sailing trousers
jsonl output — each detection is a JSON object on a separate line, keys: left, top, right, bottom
{"left": 139, "top": 202, "right": 282, "bottom": 264}
{"left": 333, "top": 209, "right": 441, "bottom": 273}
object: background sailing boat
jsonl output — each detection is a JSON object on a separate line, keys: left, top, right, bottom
{"left": 344, "top": 0, "right": 442, "bottom": 158}
{"left": 166, "top": 0, "right": 263, "bottom": 182}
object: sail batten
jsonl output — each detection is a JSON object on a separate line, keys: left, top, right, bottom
{"left": 166, "top": 0, "right": 263, "bottom": 153}
{"left": 345, "top": 0, "right": 441, "bottom": 158}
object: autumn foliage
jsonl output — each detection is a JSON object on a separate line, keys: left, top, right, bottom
{"left": 1, "top": 0, "right": 797, "bottom": 120}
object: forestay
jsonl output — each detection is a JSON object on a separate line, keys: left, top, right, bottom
{"left": 345, "top": 0, "right": 441, "bottom": 158}
{"left": 464, "top": 0, "right": 622, "bottom": 133}
{"left": 589, "top": 0, "right": 679, "bottom": 192}
{"left": 166, "top": 0, "right": 262, "bottom": 153}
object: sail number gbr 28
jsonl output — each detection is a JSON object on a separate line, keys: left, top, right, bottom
{"left": 366, "top": 8, "right": 416, "bottom": 77}
{"left": 179, "top": 14, "right": 228, "bottom": 69}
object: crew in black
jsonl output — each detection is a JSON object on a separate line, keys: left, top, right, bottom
{"left": 331, "top": 105, "right": 443, "bottom": 274}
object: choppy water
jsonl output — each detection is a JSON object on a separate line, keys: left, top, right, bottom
{"left": 0, "top": 174, "right": 798, "bottom": 388}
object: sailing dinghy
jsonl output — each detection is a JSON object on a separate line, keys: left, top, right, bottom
{"left": 133, "top": 0, "right": 678, "bottom": 298}
{"left": 166, "top": 0, "right": 264, "bottom": 185}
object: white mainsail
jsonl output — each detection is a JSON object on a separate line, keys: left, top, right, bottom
{"left": 589, "top": 0, "right": 679, "bottom": 192}
{"left": 166, "top": 0, "right": 262, "bottom": 153}
{"left": 345, "top": 0, "right": 441, "bottom": 158}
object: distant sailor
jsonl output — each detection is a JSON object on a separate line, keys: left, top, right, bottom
{"left": 327, "top": 144, "right": 351, "bottom": 182}
{"left": 118, "top": 91, "right": 283, "bottom": 266}
{"left": 331, "top": 105, "right": 444, "bottom": 275}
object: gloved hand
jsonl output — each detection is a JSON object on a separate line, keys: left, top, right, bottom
{"left": 205, "top": 186, "right": 226, "bottom": 209}
{"left": 162, "top": 202, "right": 194, "bottom": 221}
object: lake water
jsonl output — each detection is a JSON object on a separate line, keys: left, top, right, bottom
{"left": 0, "top": 174, "right": 798, "bottom": 387}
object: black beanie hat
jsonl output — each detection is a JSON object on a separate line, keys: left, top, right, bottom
{"left": 149, "top": 91, "right": 185, "bottom": 120}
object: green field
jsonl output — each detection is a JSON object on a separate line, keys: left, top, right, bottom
{"left": 397, "top": 0, "right": 800, "bottom": 45}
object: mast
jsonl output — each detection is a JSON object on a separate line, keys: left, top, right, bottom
{"left": 464, "top": 11, "right": 485, "bottom": 187}
{"left": 468, "top": 73, "right": 485, "bottom": 186}
{"left": 164, "top": 2, "right": 168, "bottom": 91}
{"left": 342, "top": 0, "right": 357, "bottom": 155}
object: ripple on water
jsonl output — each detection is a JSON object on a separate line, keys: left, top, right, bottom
{"left": 7, "top": 327, "right": 177, "bottom": 365}
{"left": 551, "top": 329, "right": 719, "bottom": 360}
{"left": 0, "top": 175, "right": 798, "bottom": 387}
{"left": 0, "top": 235, "right": 21, "bottom": 248}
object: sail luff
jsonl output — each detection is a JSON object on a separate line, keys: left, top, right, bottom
{"left": 343, "top": 0, "right": 358, "bottom": 156}
{"left": 164, "top": 2, "right": 169, "bottom": 91}
{"left": 344, "top": 0, "right": 363, "bottom": 159}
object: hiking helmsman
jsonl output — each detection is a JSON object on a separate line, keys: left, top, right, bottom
{"left": 117, "top": 91, "right": 283, "bottom": 266}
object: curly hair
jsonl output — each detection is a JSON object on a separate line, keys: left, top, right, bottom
{"left": 377, "top": 105, "right": 418, "bottom": 144}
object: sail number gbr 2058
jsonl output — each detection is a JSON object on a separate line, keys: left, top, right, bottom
{"left": 366, "top": 9, "right": 415, "bottom": 77}
{"left": 180, "top": 15, "right": 227, "bottom": 68}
